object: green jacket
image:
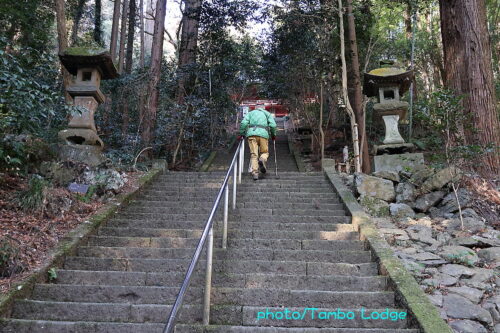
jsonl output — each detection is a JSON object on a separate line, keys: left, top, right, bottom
{"left": 239, "top": 108, "right": 277, "bottom": 139}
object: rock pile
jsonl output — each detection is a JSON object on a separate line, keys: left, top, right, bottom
{"left": 350, "top": 166, "right": 500, "bottom": 333}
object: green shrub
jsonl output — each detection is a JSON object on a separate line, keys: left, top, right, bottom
{"left": 16, "top": 176, "right": 49, "bottom": 212}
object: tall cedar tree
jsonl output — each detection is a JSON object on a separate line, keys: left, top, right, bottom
{"left": 126, "top": 0, "right": 136, "bottom": 72}
{"left": 141, "top": 0, "right": 167, "bottom": 147}
{"left": 346, "top": 0, "right": 370, "bottom": 173}
{"left": 177, "top": 0, "right": 202, "bottom": 103}
{"left": 71, "top": 0, "right": 87, "bottom": 44}
{"left": 94, "top": 0, "right": 102, "bottom": 45}
{"left": 439, "top": 0, "right": 500, "bottom": 174}
{"left": 110, "top": 0, "right": 121, "bottom": 60}
{"left": 54, "top": 0, "right": 72, "bottom": 102}
{"left": 118, "top": 0, "right": 130, "bottom": 73}
{"left": 122, "top": 0, "right": 136, "bottom": 138}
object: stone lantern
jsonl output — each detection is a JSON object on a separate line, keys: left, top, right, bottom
{"left": 58, "top": 48, "right": 118, "bottom": 166}
{"left": 363, "top": 61, "right": 424, "bottom": 172}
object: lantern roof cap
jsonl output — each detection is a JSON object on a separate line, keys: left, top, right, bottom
{"left": 59, "top": 47, "right": 119, "bottom": 80}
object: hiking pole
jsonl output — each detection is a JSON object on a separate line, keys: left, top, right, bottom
{"left": 273, "top": 139, "right": 280, "bottom": 179}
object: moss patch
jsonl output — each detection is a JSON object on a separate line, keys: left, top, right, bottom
{"left": 64, "top": 47, "right": 108, "bottom": 56}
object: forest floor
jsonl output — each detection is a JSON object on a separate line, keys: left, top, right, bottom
{"left": 0, "top": 171, "right": 144, "bottom": 294}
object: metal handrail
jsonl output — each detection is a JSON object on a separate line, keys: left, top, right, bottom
{"left": 163, "top": 139, "right": 245, "bottom": 333}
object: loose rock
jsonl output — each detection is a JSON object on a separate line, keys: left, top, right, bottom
{"left": 449, "top": 320, "right": 488, "bottom": 333}
{"left": 355, "top": 174, "right": 396, "bottom": 202}
{"left": 359, "top": 196, "right": 390, "bottom": 217}
{"left": 389, "top": 203, "right": 415, "bottom": 219}
{"left": 443, "top": 294, "right": 492, "bottom": 325}
{"left": 395, "top": 182, "right": 416, "bottom": 203}
{"left": 477, "top": 247, "right": 500, "bottom": 265}
{"left": 372, "top": 170, "right": 400, "bottom": 182}
{"left": 414, "top": 191, "right": 446, "bottom": 212}
{"left": 439, "top": 264, "right": 475, "bottom": 278}
{"left": 420, "top": 166, "right": 461, "bottom": 194}
{"left": 440, "top": 246, "right": 479, "bottom": 266}
{"left": 447, "top": 286, "right": 484, "bottom": 304}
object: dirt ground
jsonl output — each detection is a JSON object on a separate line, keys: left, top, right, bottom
{"left": 0, "top": 172, "right": 144, "bottom": 294}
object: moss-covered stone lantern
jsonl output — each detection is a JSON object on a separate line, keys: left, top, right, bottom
{"left": 364, "top": 61, "right": 424, "bottom": 172}
{"left": 58, "top": 47, "right": 118, "bottom": 165}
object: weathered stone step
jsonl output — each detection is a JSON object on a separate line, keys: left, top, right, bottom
{"left": 143, "top": 188, "right": 336, "bottom": 195}
{"left": 114, "top": 214, "right": 348, "bottom": 223}
{"left": 54, "top": 270, "right": 387, "bottom": 291}
{"left": 0, "top": 320, "right": 165, "bottom": 333}
{"left": 125, "top": 207, "right": 346, "bottom": 215}
{"left": 97, "top": 228, "right": 358, "bottom": 241}
{"left": 138, "top": 194, "right": 341, "bottom": 202}
{"left": 158, "top": 172, "right": 323, "bottom": 178}
{"left": 9, "top": 302, "right": 410, "bottom": 328}
{"left": 149, "top": 184, "right": 334, "bottom": 191}
{"left": 130, "top": 201, "right": 342, "bottom": 208}
{"left": 176, "top": 325, "right": 420, "bottom": 333}
{"left": 87, "top": 236, "right": 362, "bottom": 251}
{"left": 64, "top": 257, "right": 379, "bottom": 275}
{"left": 9, "top": 301, "right": 235, "bottom": 324}
{"left": 78, "top": 246, "right": 372, "bottom": 264}
{"left": 101, "top": 222, "right": 355, "bottom": 232}
{"left": 32, "top": 285, "right": 394, "bottom": 308}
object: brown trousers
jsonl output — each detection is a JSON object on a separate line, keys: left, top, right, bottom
{"left": 247, "top": 136, "right": 269, "bottom": 175}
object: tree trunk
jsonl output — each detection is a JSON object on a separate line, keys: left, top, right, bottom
{"left": 439, "top": 0, "right": 500, "bottom": 174}
{"left": 126, "top": 0, "right": 136, "bottom": 72}
{"left": 118, "top": 0, "right": 130, "bottom": 73}
{"left": 122, "top": 0, "right": 136, "bottom": 139}
{"left": 139, "top": 0, "right": 145, "bottom": 67}
{"left": 94, "top": 0, "right": 102, "bottom": 45}
{"left": 176, "top": 0, "right": 202, "bottom": 103}
{"left": 346, "top": 0, "right": 370, "bottom": 173}
{"left": 71, "top": 0, "right": 87, "bottom": 45}
{"left": 55, "top": 0, "right": 72, "bottom": 103}
{"left": 338, "top": 0, "right": 361, "bottom": 173}
{"left": 141, "top": 0, "right": 167, "bottom": 148}
{"left": 110, "top": 0, "right": 121, "bottom": 60}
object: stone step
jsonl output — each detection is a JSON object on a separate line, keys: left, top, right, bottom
{"left": 87, "top": 236, "right": 362, "bottom": 251}
{"left": 123, "top": 207, "right": 346, "bottom": 216}
{"left": 104, "top": 221, "right": 355, "bottom": 232}
{"left": 32, "top": 285, "right": 395, "bottom": 308}
{"left": 77, "top": 246, "right": 372, "bottom": 263}
{"left": 176, "top": 325, "right": 420, "bottom": 333}
{"left": 130, "top": 201, "right": 342, "bottom": 208}
{"left": 97, "top": 228, "right": 359, "bottom": 241}
{"left": 64, "top": 257, "right": 379, "bottom": 276}
{"left": 9, "top": 301, "right": 410, "bottom": 328}
{"left": 138, "top": 194, "right": 341, "bottom": 202}
{"left": 113, "top": 214, "right": 349, "bottom": 223}
{"left": 148, "top": 184, "right": 335, "bottom": 191}
{"left": 142, "top": 188, "right": 337, "bottom": 195}
{"left": 54, "top": 270, "right": 387, "bottom": 291}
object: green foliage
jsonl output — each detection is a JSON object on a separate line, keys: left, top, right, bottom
{"left": 414, "top": 88, "right": 493, "bottom": 166}
{"left": 0, "top": 0, "right": 54, "bottom": 51}
{"left": 76, "top": 185, "right": 97, "bottom": 203}
{"left": 16, "top": 176, "right": 49, "bottom": 213}
{"left": 0, "top": 237, "right": 21, "bottom": 278}
{"left": 47, "top": 267, "right": 57, "bottom": 282}
{"left": 0, "top": 43, "right": 70, "bottom": 136}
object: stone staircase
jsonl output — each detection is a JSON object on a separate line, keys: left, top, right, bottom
{"left": 0, "top": 169, "right": 421, "bottom": 332}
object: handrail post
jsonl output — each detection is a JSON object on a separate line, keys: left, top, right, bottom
{"left": 239, "top": 142, "right": 244, "bottom": 183}
{"left": 232, "top": 160, "right": 237, "bottom": 210}
{"left": 222, "top": 184, "right": 229, "bottom": 249}
{"left": 203, "top": 227, "right": 214, "bottom": 325}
